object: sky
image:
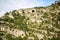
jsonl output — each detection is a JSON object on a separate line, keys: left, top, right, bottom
{"left": 0, "top": 0, "right": 56, "bottom": 17}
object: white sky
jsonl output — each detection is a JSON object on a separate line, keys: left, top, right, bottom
{"left": 0, "top": 0, "right": 56, "bottom": 17}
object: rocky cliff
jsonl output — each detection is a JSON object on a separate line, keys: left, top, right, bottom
{"left": 0, "top": 1, "right": 60, "bottom": 40}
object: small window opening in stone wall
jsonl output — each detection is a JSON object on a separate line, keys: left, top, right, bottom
{"left": 41, "top": 39, "right": 43, "bottom": 40}
{"left": 32, "top": 10, "right": 35, "bottom": 12}
{"left": 16, "top": 31, "right": 17, "bottom": 32}
{"left": 12, "top": 29, "right": 14, "bottom": 31}
{"left": 22, "top": 34, "right": 24, "bottom": 36}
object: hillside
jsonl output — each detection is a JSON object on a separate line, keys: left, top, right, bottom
{"left": 0, "top": 1, "right": 60, "bottom": 40}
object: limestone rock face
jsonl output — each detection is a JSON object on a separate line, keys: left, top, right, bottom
{"left": 0, "top": 2, "right": 60, "bottom": 40}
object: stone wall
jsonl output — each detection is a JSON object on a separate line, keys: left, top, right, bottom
{"left": 0, "top": 26, "right": 25, "bottom": 38}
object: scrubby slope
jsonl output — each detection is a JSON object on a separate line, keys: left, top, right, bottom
{"left": 0, "top": 1, "right": 60, "bottom": 40}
